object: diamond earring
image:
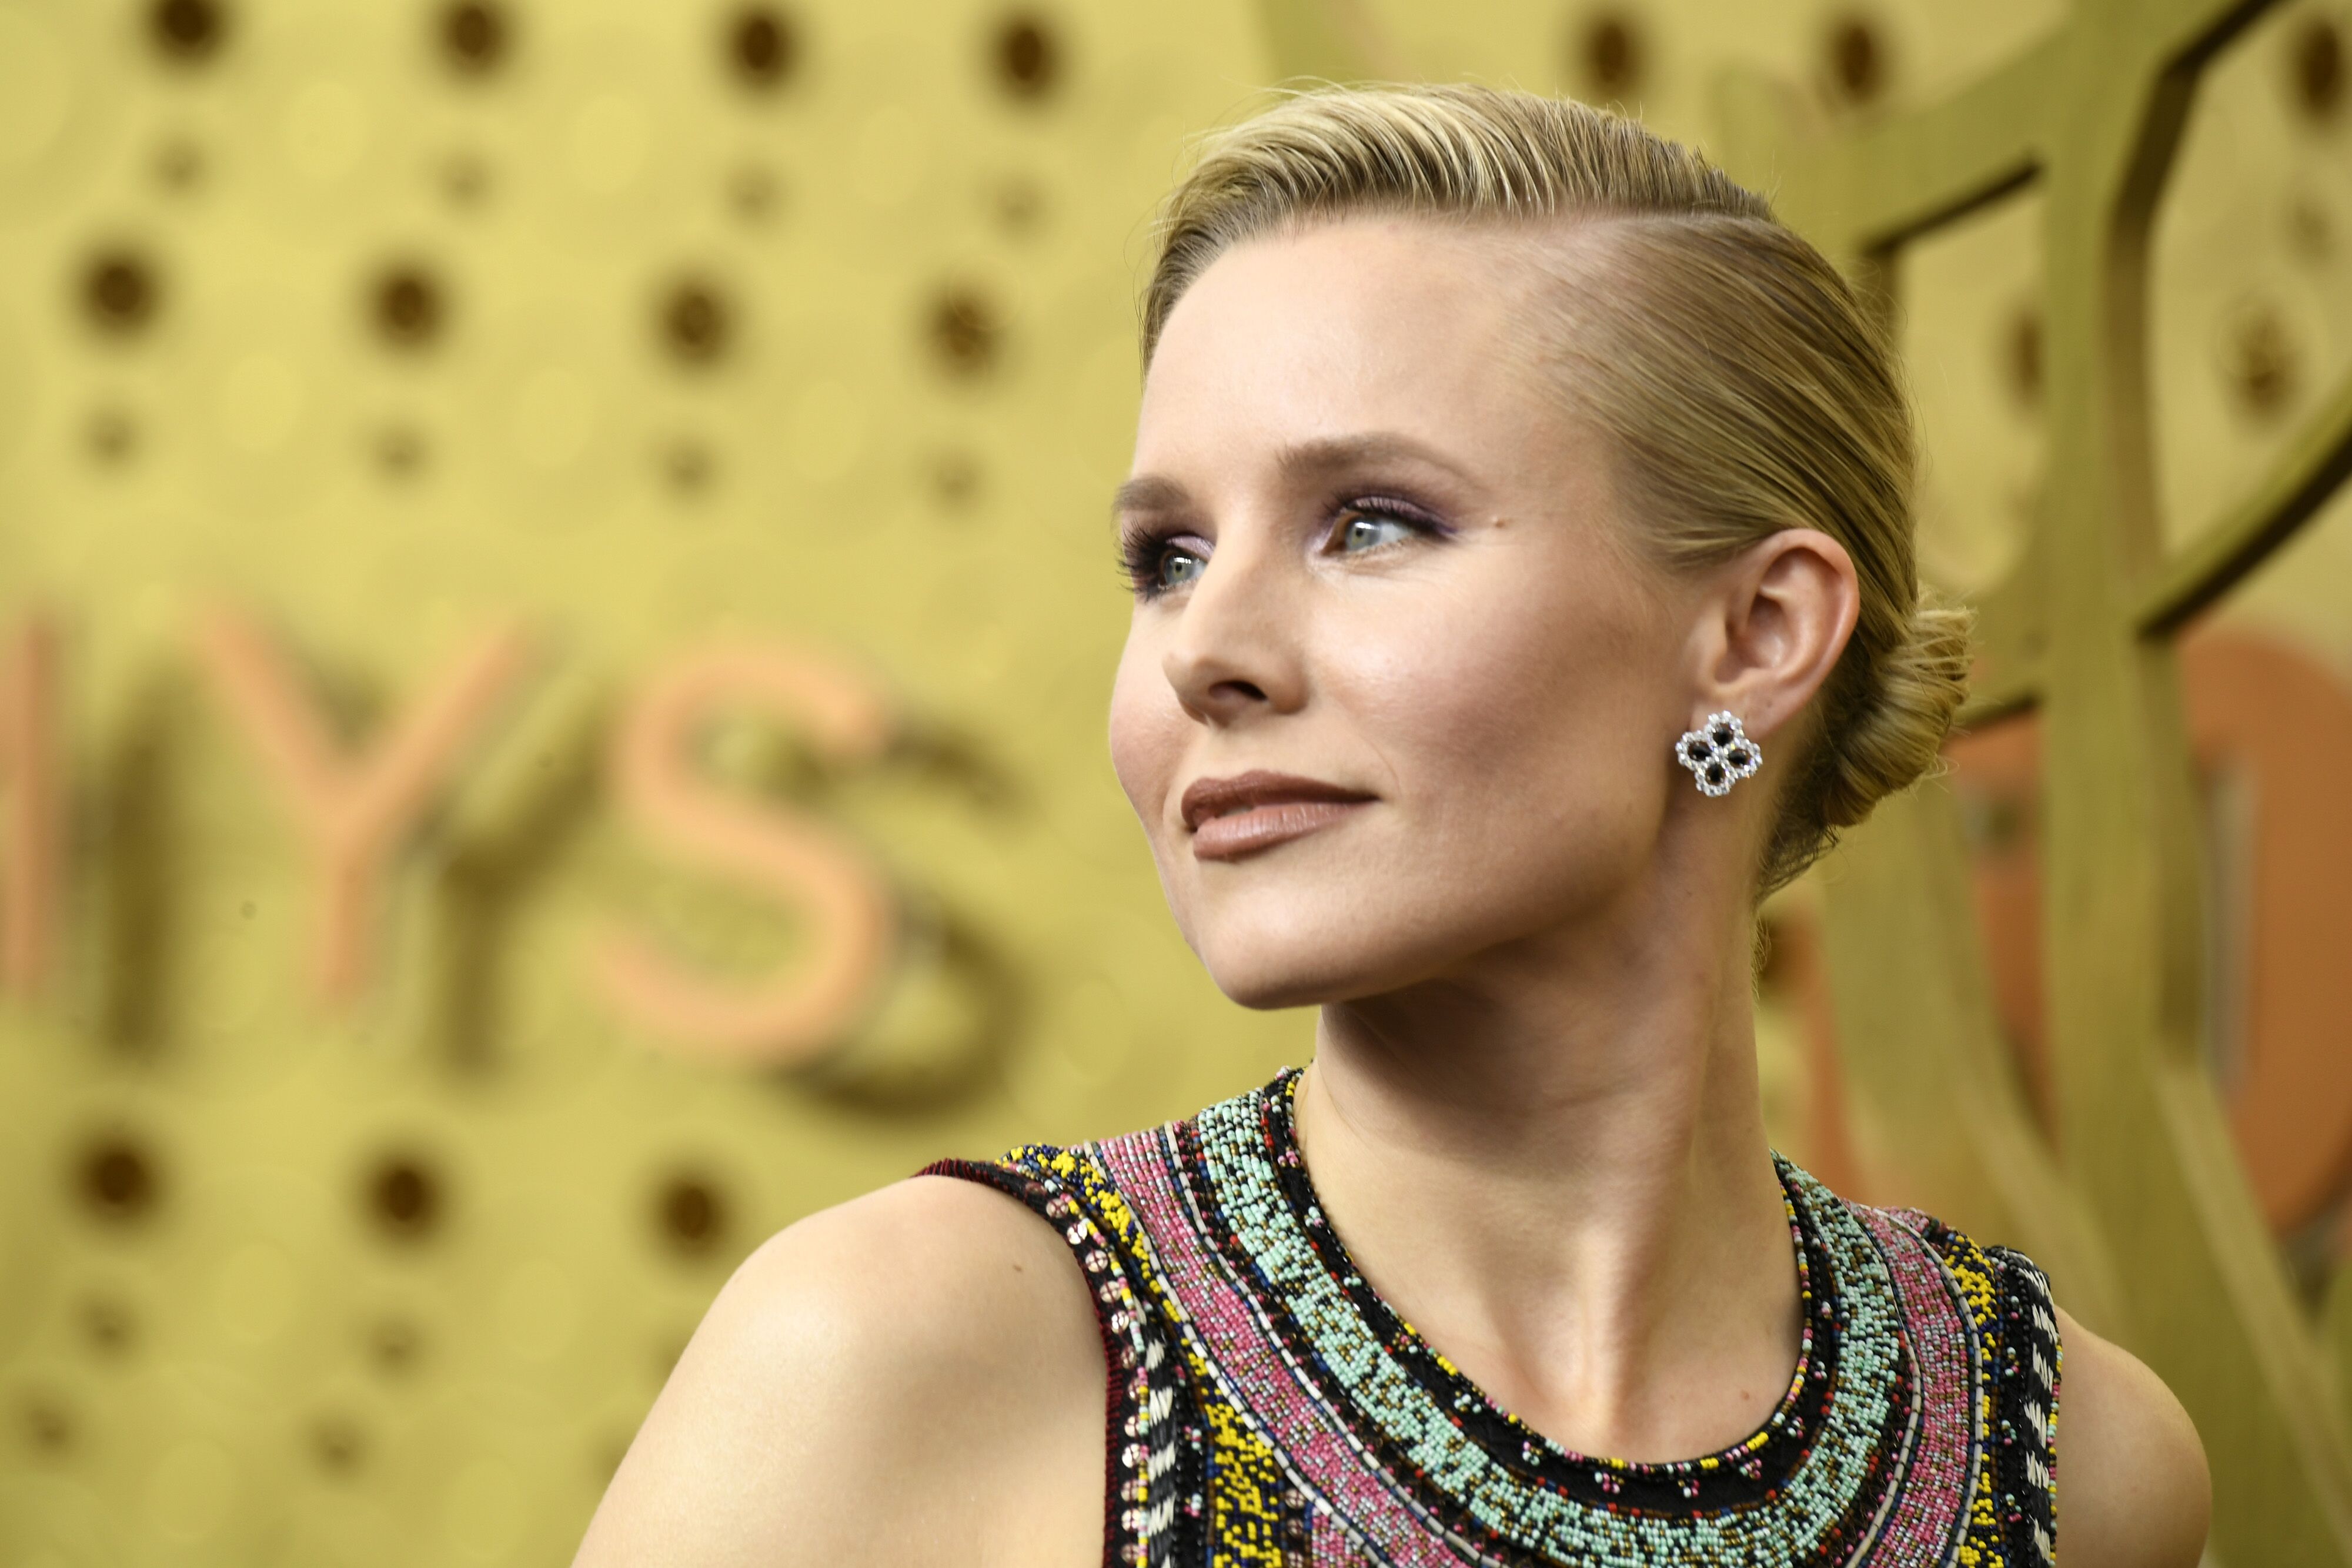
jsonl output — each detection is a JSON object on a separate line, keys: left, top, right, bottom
{"left": 1676, "top": 711, "right": 1762, "bottom": 797}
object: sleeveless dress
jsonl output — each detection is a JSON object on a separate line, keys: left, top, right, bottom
{"left": 927, "top": 1067, "right": 2060, "bottom": 1568}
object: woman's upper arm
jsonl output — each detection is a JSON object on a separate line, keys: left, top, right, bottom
{"left": 2051, "top": 1305, "right": 2210, "bottom": 1568}
{"left": 570, "top": 1175, "right": 1108, "bottom": 1568}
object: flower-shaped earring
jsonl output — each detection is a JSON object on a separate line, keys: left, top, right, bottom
{"left": 1676, "top": 711, "right": 1762, "bottom": 797}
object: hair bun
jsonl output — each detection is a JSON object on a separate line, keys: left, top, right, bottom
{"left": 1813, "top": 593, "right": 1975, "bottom": 835}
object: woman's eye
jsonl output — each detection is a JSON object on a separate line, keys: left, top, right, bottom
{"left": 1156, "top": 547, "right": 1206, "bottom": 590}
{"left": 1335, "top": 513, "right": 1417, "bottom": 553}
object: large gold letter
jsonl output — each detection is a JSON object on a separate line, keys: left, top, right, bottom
{"left": 595, "top": 641, "right": 895, "bottom": 1066}
{"left": 193, "top": 609, "right": 533, "bottom": 1005}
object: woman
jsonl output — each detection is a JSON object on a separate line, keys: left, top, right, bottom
{"left": 574, "top": 85, "right": 2208, "bottom": 1567}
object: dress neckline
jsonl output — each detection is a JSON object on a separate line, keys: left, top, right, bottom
{"left": 1177, "top": 1064, "right": 1914, "bottom": 1553}
{"left": 1254, "top": 1065, "right": 1826, "bottom": 1483}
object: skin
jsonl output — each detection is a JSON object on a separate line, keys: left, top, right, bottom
{"left": 574, "top": 215, "right": 2210, "bottom": 1567}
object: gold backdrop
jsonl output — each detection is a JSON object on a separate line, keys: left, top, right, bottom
{"left": 0, "top": 0, "right": 2347, "bottom": 1564}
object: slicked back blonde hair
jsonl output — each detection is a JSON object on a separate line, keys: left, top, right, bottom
{"left": 1142, "top": 84, "right": 1970, "bottom": 895}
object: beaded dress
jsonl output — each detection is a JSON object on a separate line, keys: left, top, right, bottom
{"left": 927, "top": 1067, "right": 2060, "bottom": 1568}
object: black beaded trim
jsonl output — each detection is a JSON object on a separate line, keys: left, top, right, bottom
{"left": 921, "top": 1156, "right": 1192, "bottom": 1568}
{"left": 1985, "top": 1244, "right": 2060, "bottom": 1566}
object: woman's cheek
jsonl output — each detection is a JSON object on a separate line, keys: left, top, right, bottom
{"left": 1360, "top": 599, "right": 1571, "bottom": 755}
{"left": 1107, "top": 646, "right": 1179, "bottom": 831}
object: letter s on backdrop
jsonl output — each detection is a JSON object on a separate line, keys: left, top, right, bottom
{"left": 594, "top": 641, "right": 896, "bottom": 1066}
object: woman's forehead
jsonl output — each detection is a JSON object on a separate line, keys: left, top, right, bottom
{"left": 1143, "top": 226, "right": 1559, "bottom": 419}
{"left": 1160, "top": 215, "right": 1556, "bottom": 337}
{"left": 1132, "top": 223, "right": 1602, "bottom": 495}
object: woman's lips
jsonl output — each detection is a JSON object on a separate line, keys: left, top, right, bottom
{"left": 1191, "top": 798, "right": 1369, "bottom": 860}
{"left": 1180, "top": 770, "right": 1374, "bottom": 862}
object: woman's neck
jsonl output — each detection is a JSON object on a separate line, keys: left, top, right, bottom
{"left": 1292, "top": 876, "right": 1802, "bottom": 1463}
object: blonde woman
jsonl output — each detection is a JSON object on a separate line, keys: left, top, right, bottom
{"left": 576, "top": 86, "right": 2207, "bottom": 1568}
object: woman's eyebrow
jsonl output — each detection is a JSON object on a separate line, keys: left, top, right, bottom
{"left": 1111, "top": 434, "right": 1471, "bottom": 521}
{"left": 1274, "top": 432, "right": 1476, "bottom": 484}
{"left": 1110, "top": 473, "right": 1190, "bottom": 519}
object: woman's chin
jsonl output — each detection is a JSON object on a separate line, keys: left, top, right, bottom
{"left": 1197, "top": 940, "right": 1425, "bottom": 1014}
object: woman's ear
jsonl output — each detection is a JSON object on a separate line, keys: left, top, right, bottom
{"left": 1697, "top": 529, "right": 1860, "bottom": 739}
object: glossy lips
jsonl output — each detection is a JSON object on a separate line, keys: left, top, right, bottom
{"left": 1180, "top": 770, "right": 1374, "bottom": 861}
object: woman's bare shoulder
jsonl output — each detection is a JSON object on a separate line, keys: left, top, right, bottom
{"left": 572, "top": 1174, "right": 1107, "bottom": 1568}
{"left": 2052, "top": 1305, "right": 2210, "bottom": 1568}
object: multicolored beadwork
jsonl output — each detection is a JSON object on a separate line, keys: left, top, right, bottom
{"left": 927, "top": 1068, "right": 2059, "bottom": 1567}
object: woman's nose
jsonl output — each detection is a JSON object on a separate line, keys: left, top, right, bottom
{"left": 1159, "top": 538, "right": 1306, "bottom": 726}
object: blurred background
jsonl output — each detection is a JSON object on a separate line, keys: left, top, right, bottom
{"left": 0, "top": 0, "right": 2346, "bottom": 1563}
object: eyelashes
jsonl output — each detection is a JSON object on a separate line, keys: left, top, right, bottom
{"left": 1115, "top": 527, "right": 1199, "bottom": 599}
{"left": 1116, "top": 494, "right": 1449, "bottom": 600}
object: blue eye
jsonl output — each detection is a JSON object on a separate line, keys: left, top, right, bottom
{"left": 1118, "top": 529, "right": 1208, "bottom": 599}
{"left": 1336, "top": 513, "right": 1416, "bottom": 552}
{"left": 1155, "top": 546, "right": 1206, "bottom": 591}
